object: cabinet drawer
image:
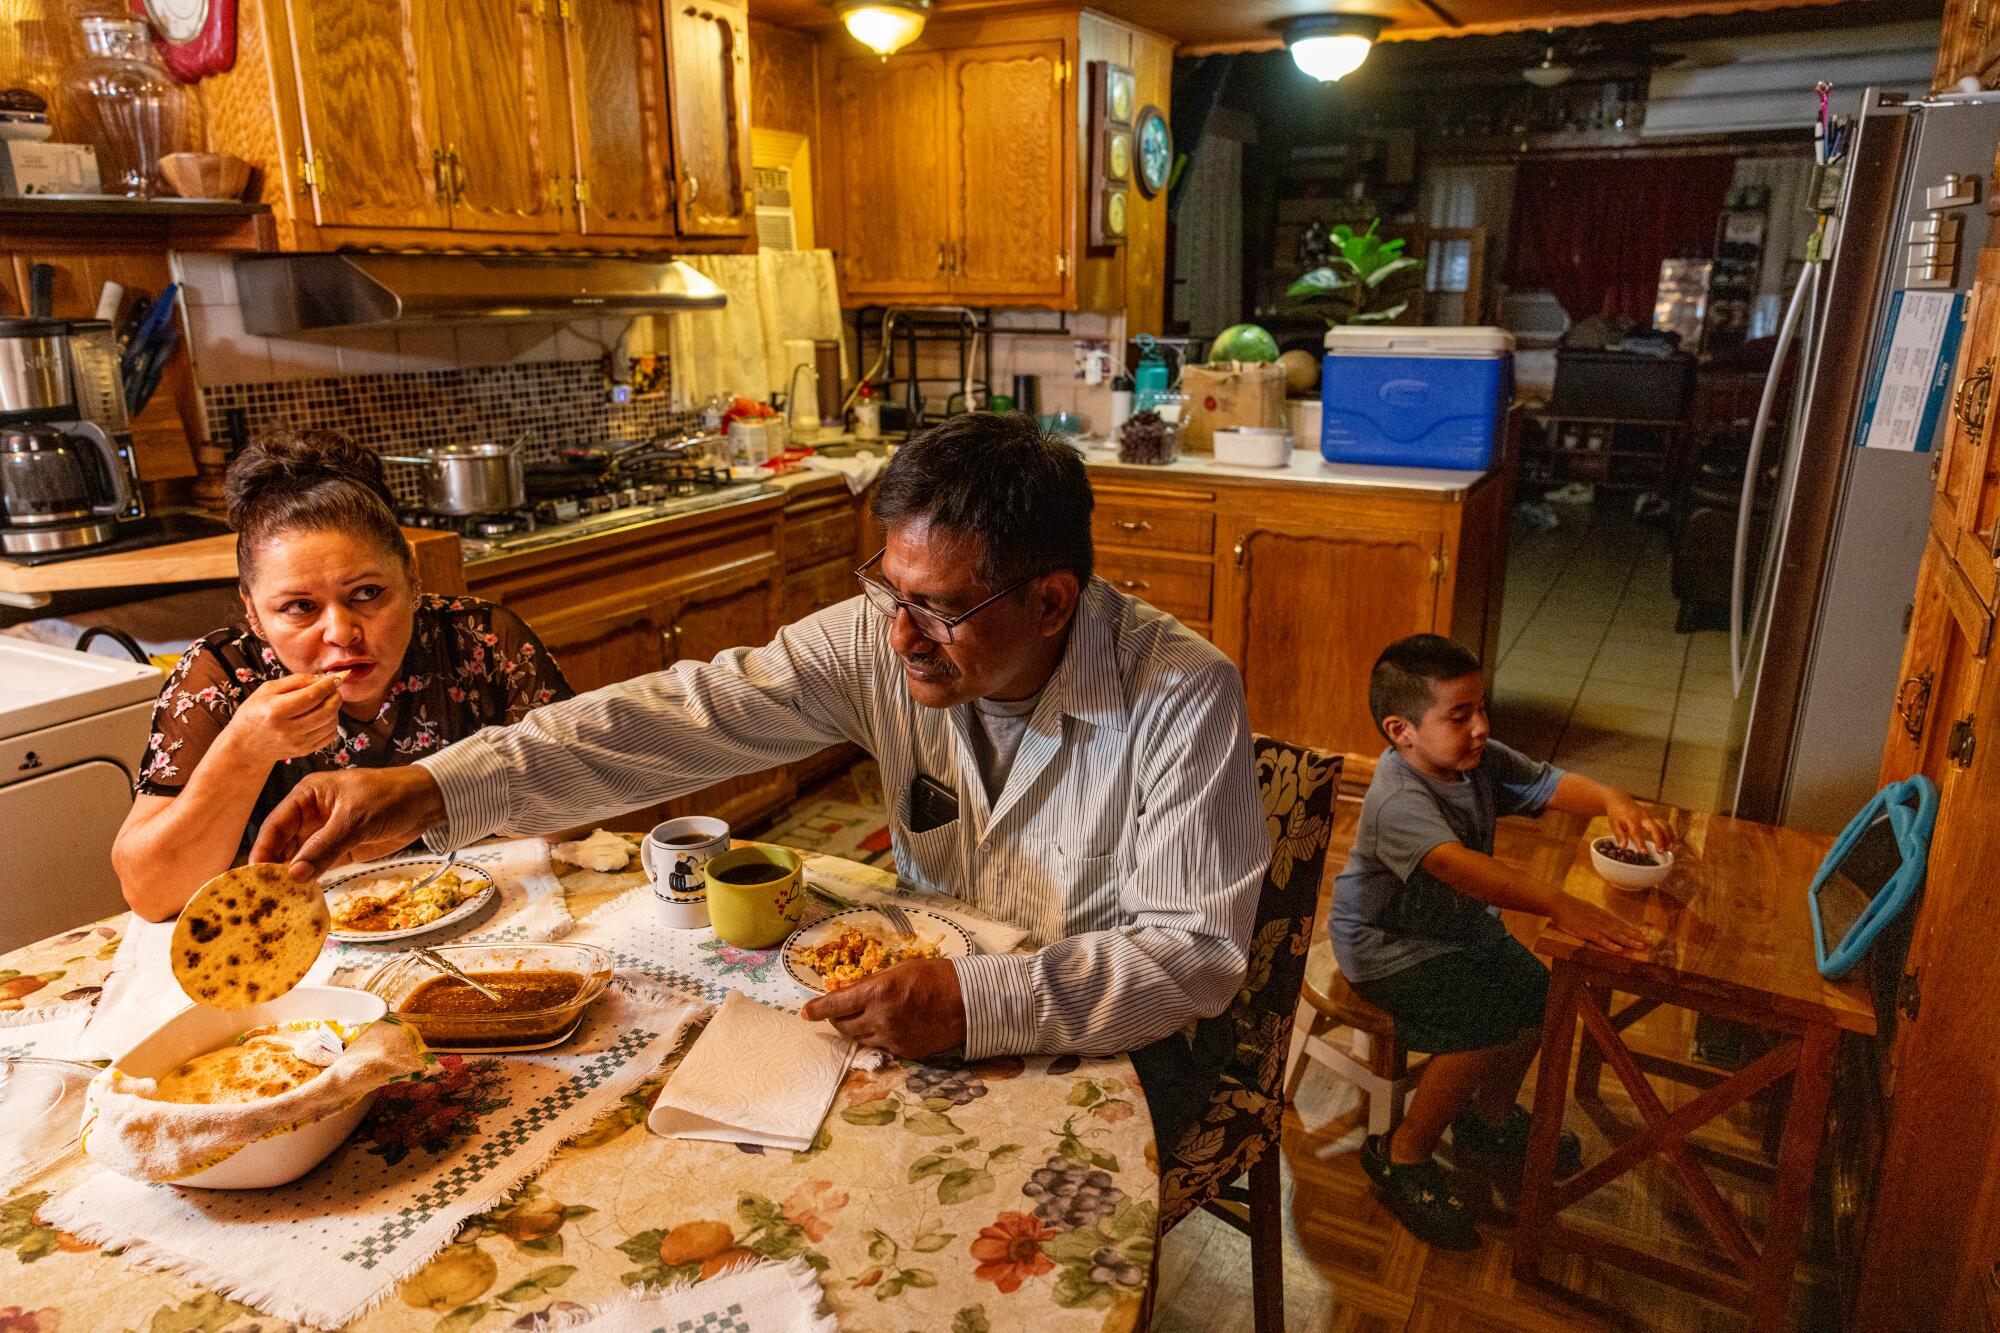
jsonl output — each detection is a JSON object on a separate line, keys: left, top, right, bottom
{"left": 1093, "top": 503, "right": 1214, "bottom": 555}
{"left": 1098, "top": 555, "right": 1211, "bottom": 624}
{"left": 783, "top": 504, "right": 861, "bottom": 571}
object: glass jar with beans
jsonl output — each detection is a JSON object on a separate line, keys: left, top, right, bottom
{"left": 1116, "top": 394, "right": 1184, "bottom": 465}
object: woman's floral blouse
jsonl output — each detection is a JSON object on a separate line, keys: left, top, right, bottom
{"left": 135, "top": 594, "right": 572, "bottom": 848}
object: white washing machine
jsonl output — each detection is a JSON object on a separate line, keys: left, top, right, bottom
{"left": 0, "top": 638, "right": 159, "bottom": 951}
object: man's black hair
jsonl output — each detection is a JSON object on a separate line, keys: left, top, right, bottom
{"left": 1368, "top": 633, "right": 1484, "bottom": 739}
{"left": 871, "top": 412, "right": 1094, "bottom": 588}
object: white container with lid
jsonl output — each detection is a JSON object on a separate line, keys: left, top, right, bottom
{"left": 1212, "top": 427, "right": 1292, "bottom": 469}
{"left": 1322, "top": 326, "right": 1516, "bottom": 358}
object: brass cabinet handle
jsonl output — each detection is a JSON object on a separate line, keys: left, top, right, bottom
{"left": 432, "top": 146, "right": 448, "bottom": 203}
{"left": 936, "top": 242, "right": 948, "bottom": 275}
{"left": 666, "top": 621, "right": 685, "bottom": 659}
{"left": 685, "top": 172, "right": 700, "bottom": 205}
{"left": 954, "top": 240, "right": 966, "bottom": 275}
{"left": 1955, "top": 359, "right": 1992, "bottom": 436}
{"left": 1233, "top": 538, "right": 1248, "bottom": 568}
{"left": 1115, "top": 578, "right": 1150, "bottom": 592}
{"left": 1897, "top": 671, "right": 1934, "bottom": 741}
{"left": 1114, "top": 519, "right": 1151, "bottom": 533}
{"left": 450, "top": 145, "right": 467, "bottom": 204}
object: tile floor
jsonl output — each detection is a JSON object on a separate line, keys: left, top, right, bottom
{"left": 1490, "top": 505, "right": 1738, "bottom": 813}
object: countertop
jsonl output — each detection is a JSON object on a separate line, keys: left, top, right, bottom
{"left": 1077, "top": 441, "right": 1494, "bottom": 498}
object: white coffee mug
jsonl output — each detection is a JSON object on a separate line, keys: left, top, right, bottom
{"left": 641, "top": 816, "right": 730, "bottom": 930}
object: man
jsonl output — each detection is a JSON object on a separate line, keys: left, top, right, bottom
{"left": 252, "top": 413, "right": 1269, "bottom": 1147}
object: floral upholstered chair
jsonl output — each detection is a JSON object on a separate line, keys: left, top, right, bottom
{"left": 1154, "top": 736, "right": 1339, "bottom": 1333}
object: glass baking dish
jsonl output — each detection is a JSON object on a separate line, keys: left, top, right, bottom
{"left": 362, "top": 942, "right": 614, "bottom": 1053}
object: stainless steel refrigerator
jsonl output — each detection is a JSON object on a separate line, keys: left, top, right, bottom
{"left": 1728, "top": 89, "right": 2000, "bottom": 831}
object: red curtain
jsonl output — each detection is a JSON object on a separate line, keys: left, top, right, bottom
{"left": 1504, "top": 154, "right": 1737, "bottom": 324}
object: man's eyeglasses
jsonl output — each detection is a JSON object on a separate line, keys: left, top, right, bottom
{"left": 854, "top": 547, "right": 1034, "bottom": 644}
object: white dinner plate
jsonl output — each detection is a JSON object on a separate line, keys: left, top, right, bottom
{"left": 320, "top": 857, "right": 498, "bottom": 944}
{"left": 783, "top": 905, "right": 974, "bottom": 995}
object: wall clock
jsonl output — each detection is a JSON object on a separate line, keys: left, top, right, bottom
{"left": 1135, "top": 105, "right": 1171, "bottom": 198}
{"left": 131, "top": 0, "right": 238, "bottom": 83}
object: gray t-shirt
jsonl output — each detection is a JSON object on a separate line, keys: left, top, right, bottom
{"left": 1330, "top": 740, "right": 1563, "bottom": 983}
{"left": 968, "top": 690, "right": 1042, "bottom": 801}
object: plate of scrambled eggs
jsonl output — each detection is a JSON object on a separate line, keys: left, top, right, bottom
{"left": 783, "top": 905, "right": 972, "bottom": 994}
{"left": 321, "top": 858, "right": 497, "bottom": 943}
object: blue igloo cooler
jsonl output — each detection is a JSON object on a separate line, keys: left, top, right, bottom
{"left": 1320, "top": 326, "right": 1515, "bottom": 470}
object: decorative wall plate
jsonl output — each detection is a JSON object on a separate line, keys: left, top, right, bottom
{"left": 132, "top": 0, "right": 238, "bottom": 83}
{"left": 1135, "top": 104, "right": 1172, "bottom": 198}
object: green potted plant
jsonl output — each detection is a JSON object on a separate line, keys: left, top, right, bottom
{"left": 1286, "top": 220, "right": 1422, "bottom": 324}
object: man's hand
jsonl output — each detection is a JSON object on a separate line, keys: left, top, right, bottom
{"left": 800, "top": 957, "right": 967, "bottom": 1058}
{"left": 1604, "top": 792, "right": 1676, "bottom": 854}
{"left": 250, "top": 765, "right": 448, "bottom": 879}
{"left": 1550, "top": 893, "right": 1654, "bottom": 953}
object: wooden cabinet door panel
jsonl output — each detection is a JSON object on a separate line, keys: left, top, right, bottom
{"left": 826, "top": 52, "right": 949, "bottom": 299}
{"left": 946, "top": 41, "right": 1067, "bottom": 301}
{"left": 783, "top": 559, "right": 854, "bottom": 625}
{"left": 1938, "top": 258, "right": 2000, "bottom": 547}
{"left": 1091, "top": 500, "right": 1214, "bottom": 555}
{"left": 287, "top": 0, "right": 448, "bottom": 231}
{"left": 564, "top": 0, "right": 675, "bottom": 237}
{"left": 433, "top": 0, "right": 566, "bottom": 234}
{"left": 783, "top": 502, "right": 861, "bottom": 571}
{"left": 665, "top": 0, "right": 754, "bottom": 237}
{"left": 662, "top": 567, "right": 789, "bottom": 824}
{"left": 1219, "top": 519, "right": 1441, "bottom": 755}
{"left": 532, "top": 602, "right": 665, "bottom": 695}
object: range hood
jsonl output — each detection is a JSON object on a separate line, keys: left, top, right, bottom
{"left": 234, "top": 253, "right": 727, "bottom": 334}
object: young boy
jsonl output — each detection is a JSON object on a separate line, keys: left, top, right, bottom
{"left": 1333, "top": 633, "right": 1671, "bottom": 1249}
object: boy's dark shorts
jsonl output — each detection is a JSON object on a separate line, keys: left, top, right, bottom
{"left": 1350, "top": 934, "right": 1550, "bottom": 1054}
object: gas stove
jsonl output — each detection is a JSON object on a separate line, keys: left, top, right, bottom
{"left": 402, "top": 461, "right": 778, "bottom": 563}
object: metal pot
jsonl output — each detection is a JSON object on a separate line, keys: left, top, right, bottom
{"left": 380, "top": 440, "right": 526, "bottom": 516}
{"left": 0, "top": 317, "right": 76, "bottom": 421}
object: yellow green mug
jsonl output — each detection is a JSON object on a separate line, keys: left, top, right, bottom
{"left": 704, "top": 845, "right": 805, "bottom": 949}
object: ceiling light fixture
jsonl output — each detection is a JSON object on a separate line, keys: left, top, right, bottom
{"left": 1523, "top": 45, "right": 1575, "bottom": 87}
{"left": 835, "top": 0, "right": 931, "bottom": 59}
{"left": 1279, "top": 13, "right": 1390, "bottom": 84}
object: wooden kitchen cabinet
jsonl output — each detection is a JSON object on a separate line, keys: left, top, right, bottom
{"left": 823, "top": 50, "right": 952, "bottom": 301}
{"left": 1091, "top": 466, "right": 1509, "bottom": 758}
{"left": 432, "top": 0, "right": 569, "bottom": 236}
{"left": 531, "top": 599, "right": 667, "bottom": 694}
{"left": 946, "top": 41, "right": 1068, "bottom": 301}
{"left": 815, "top": 7, "right": 1172, "bottom": 317}
{"left": 286, "top": 0, "right": 449, "bottom": 233}
{"left": 665, "top": 0, "right": 756, "bottom": 238}
{"left": 564, "top": 0, "right": 677, "bottom": 237}
{"left": 659, "top": 565, "right": 789, "bottom": 825}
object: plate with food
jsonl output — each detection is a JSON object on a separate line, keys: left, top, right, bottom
{"left": 320, "top": 857, "right": 498, "bottom": 943}
{"left": 783, "top": 905, "right": 973, "bottom": 994}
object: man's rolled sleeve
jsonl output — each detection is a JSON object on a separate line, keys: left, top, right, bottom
{"left": 951, "top": 952, "right": 1040, "bottom": 1059}
{"left": 416, "top": 731, "right": 511, "bottom": 851}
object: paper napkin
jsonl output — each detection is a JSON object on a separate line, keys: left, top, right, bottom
{"left": 648, "top": 992, "right": 854, "bottom": 1151}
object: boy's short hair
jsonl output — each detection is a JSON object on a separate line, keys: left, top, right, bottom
{"left": 1369, "top": 634, "right": 1485, "bottom": 738}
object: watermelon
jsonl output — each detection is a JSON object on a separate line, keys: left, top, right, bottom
{"left": 1208, "top": 323, "right": 1280, "bottom": 364}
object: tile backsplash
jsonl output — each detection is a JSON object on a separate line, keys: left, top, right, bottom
{"left": 200, "top": 362, "right": 696, "bottom": 510}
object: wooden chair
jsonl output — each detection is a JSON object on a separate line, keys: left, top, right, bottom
{"left": 1153, "top": 737, "right": 1340, "bottom": 1333}
{"left": 1284, "top": 939, "right": 1427, "bottom": 1137}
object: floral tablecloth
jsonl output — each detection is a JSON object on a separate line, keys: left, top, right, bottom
{"left": 0, "top": 845, "right": 1157, "bottom": 1333}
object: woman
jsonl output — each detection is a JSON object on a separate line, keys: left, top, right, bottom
{"left": 113, "top": 430, "right": 572, "bottom": 920}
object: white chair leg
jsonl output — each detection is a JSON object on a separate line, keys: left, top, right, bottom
{"left": 1366, "top": 1075, "right": 1394, "bottom": 1138}
{"left": 1283, "top": 999, "right": 1316, "bottom": 1101}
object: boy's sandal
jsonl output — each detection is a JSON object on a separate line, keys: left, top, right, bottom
{"left": 1361, "top": 1134, "right": 1480, "bottom": 1251}
{"left": 1452, "top": 1104, "right": 1583, "bottom": 1176}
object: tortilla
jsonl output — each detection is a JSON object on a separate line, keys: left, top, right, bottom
{"left": 170, "top": 864, "right": 331, "bottom": 1010}
{"left": 154, "top": 1027, "right": 333, "bottom": 1105}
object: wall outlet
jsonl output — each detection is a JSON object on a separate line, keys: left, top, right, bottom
{"left": 1074, "top": 338, "right": 1111, "bottom": 384}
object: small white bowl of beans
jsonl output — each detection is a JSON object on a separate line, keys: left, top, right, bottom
{"left": 1590, "top": 837, "right": 1673, "bottom": 891}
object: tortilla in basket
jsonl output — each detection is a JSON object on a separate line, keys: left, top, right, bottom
{"left": 170, "top": 863, "right": 331, "bottom": 1010}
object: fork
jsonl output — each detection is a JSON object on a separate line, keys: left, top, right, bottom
{"left": 400, "top": 855, "right": 466, "bottom": 896}
{"left": 874, "top": 899, "right": 916, "bottom": 938}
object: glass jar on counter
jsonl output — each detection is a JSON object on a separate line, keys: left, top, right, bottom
{"left": 62, "top": 16, "right": 192, "bottom": 197}
{"left": 1116, "top": 393, "right": 1184, "bottom": 465}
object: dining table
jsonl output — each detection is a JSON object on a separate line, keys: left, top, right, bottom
{"left": 1513, "top": 811, "right": 1877, "bottom": 1331}
{"left": 0, "top": 837, "right": 1159, "bottom": 1333}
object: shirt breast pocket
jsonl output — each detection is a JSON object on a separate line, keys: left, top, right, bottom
{"left": 893, "top": 818, "right": 962, "bottom": 894}
{"left": 1020, "top": 835, "right": 1121, "bottom": 936}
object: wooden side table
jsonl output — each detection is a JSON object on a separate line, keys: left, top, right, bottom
{"left": 1513, "top": 813, "right": 1877, "bottom": 1329}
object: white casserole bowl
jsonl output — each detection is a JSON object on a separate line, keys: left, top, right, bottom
{"left": 97, "top": 985, "right": 388, "bottom": 1189}
{"left": 1212, "top": 426, "right": 1293, "bottom": 468}
{"left": 1588, "top": 838, "right": 1674, "bottom": 892}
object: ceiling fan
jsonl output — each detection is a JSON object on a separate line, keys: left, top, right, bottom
{"left": 1520, "top": 29, "right": 1678, "bottom": 88}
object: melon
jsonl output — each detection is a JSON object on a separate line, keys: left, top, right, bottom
{"left": 1277, "top": 348, "right": 1320, "bottom": 394}
{"left": 1208, "top": 323, "right": 1280, "bottom": 364}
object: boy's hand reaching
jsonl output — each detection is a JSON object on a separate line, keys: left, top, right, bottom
{"left": 1605, "top": 793, "right": 1676, "bottom": 854}
{"left": 1551, "top": 894, "right": 1654, "bottom": 953}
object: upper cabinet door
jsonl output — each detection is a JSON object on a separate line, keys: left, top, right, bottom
{"left": 286, "top": 0, "right": 449, "bottom": 231}
{"left": 430, "top": 0, "right": 568, "bottom": 234}
{"left": 563, "top": 0, "right": 677, "bottom": 237}
{"left": 946, "top": 41, "right": 1068, "bottom": 302}
{"left": 665, "top": 1, "right": 755, "bottom": 237}
{"left": 825, "top": 51, "right": 950, "bottom": 300}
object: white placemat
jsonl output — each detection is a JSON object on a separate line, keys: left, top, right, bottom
{"left": 42, "top": 983, "right": 703, "bottom": 1330}
{"left": 569, "top": 887, "right": 825, "bottom": 1011}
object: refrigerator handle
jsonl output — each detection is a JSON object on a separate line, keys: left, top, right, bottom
{"left": 1732, "top": 258, "right": 1822, "bottom": 696}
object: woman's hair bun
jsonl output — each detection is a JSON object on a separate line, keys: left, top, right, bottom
{"left": 224, "top": 429, "right": 395, "bottom": 531}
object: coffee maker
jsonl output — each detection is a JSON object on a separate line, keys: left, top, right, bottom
{"left": 0, "top": 316, "right": 145, "bottom": 557}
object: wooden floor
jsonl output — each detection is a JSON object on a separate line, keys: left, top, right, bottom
{"left": 1146, "top": 797, "right": 1846, "bottom": 1333}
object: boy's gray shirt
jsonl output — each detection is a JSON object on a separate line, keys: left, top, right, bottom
{"left": 1331, "top": 740, "right": 1563, "bottom": 982}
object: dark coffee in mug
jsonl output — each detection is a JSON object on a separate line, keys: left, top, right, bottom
{"left": 713, "top": 862, "right": 789, "bottom": 885}
{"left": 663, "top": 833, "right": 712, "bottom": 847}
